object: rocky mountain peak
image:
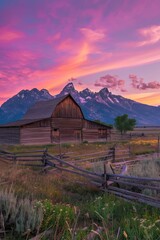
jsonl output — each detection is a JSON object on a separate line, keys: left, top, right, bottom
{"left": 61, "top": 82, "right": 75, "bottom": 93}
{"left": 0, "top": 83, "right": 160, "bottom": 125}
{"left": 79, "top": 88, "right": 94, "bottom": 98}
{"left": 40, "top": 89, "right": 53, "bottom": 98}
{"left": 99, "top": 87, "right": 110, "bottom": 96}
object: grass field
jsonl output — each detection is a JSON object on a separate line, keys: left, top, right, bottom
{"left": 0, "top": 139, "right": 160, "bottom": 240}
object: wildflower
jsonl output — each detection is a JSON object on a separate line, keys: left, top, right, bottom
{"left": 132, "top": 205, "right": 137, "bottom": 212}
{"left": 155, "top": 219, "right": 160, "bottom": 223}
{"left": 123, "top": 231, "right": 128, "bottom": 239}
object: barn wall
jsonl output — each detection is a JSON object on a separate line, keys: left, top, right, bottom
{"left": 82, "top": 120, "right": 111, "bottom": 142}
{"left": 60, "top": 129, "right": 82, "bottom": 142}
{"left": 82, "top": 129, "right": 99, "bottom": 141}
{"left": 53, "top": 96, "right": 83, "bottom": 119}
{"left": 0, "top": 127, "right": 20, "bottom": 144}
{"left": 82, "top": 129, "right": 109, "bottom": 142}
{"left": 20, "top": 127, "right": 51, "bottom": 145}
{"left": 20, "top": 119, "right": 51, "bottom": 145}
{"left": 51, "top": 118, "right": 83, "bottom": 129}
{"left": 51, "top": 118, "right": 83, "bottom": 143}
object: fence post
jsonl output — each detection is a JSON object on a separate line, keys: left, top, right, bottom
{"left": 112, "top": 146, "right": 115, "bottom": 162}
{"left": 103, "top": 163, "right": 107, "bottom": 190}
{"left": 42, "top": 148, "right": 48, "bottom": 167}
{"left": 158, "top": 136, "right": 160, "bottom": 157}
{"left": 128, "top": 144, "right": 131, "bottom": 158}
{"left": 13, "top": 153, "right": 16, "bottom": 164}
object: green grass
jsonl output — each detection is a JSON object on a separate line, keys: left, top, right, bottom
{"left": 1, "top": 188, "right": 159, "bottom": 239}
{"left": 0, "top": 141, "right": 160, "bottom": 239}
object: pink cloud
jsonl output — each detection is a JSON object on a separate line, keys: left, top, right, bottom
{"left": 77, "top": 81, "right": 83, "bottom": 85}
{"left": 68, "top": 78, "right": 77, "bottom": 82}
{"left": 80, "top": 28, "right": 106, "bottom": 42}
{"left": 95, "top": 74, "right": 126, "bottom": 92}
{"left": 1, "top": 0, "right": 160, "bottom": 103}
{"left": 129, "top": 74, "right": 160, "bottom": 90}
{"left": 0, "top": 28, "right": 23, "bottom": 41}
{"left": 47, "top": 33, "right": 61, "bottom": 44}
{"left": 137, "top": 25, "right": 160, "bottom": 46}
{"left": 68, "top": 77, "right": 83, "bottom": 86}
{"left": 57, "top": 39, "right": 76, "bottom": 51}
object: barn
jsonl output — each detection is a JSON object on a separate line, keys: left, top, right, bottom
{"left": 0, "top": 94, "right": 112, "bottom": 145}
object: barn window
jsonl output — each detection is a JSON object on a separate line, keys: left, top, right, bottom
{"left": 98, "top": 129, "right": 106, "bottom": 138}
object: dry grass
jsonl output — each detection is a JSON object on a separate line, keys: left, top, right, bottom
{"left": 129, "top": 159, "right": 160, "bottom": 178}
{"left": 0, "top": 140, "right": 160, "bottom": 239}
{"left": 1, "top": 141, "right": 112, "bottom": 156}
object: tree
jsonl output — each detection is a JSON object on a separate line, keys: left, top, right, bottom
{"left": 114, "top": 114, "right": 136, "bottom": 135}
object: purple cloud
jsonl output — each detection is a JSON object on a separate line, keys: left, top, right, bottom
{"left": 129, "top": 74, "right": 160, "bottom": 90}
{"left": 95, "top": 74, "right": 126, "bottom": 92}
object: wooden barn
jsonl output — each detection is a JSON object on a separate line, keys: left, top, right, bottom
{"left": 0, "top": 94, "right": 112, "bottom": 145}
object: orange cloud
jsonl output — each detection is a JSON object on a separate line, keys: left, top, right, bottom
{"left": 28, "top": 42, "right": 160, "bottom": 94}
{"left": 28, "top": 42, "right": 91, "bottom": 89}
{"left": 135, "top": 93, "right": 160, "bottom": 106}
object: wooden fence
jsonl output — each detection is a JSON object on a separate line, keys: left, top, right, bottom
{"left": 0, "top": 148, "right": 47, "bottom": 167}
{"left": 0, "top": 148, "right": 160, "bottom": 208}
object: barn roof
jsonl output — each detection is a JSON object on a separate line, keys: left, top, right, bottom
{"left": 23, "top": 94, "right": 84, "bottom": 120}
{"left": 0, "top": 119, "right": 44, "bottom": 127}
{"left": 86, "top": 119, "right": 112, "bottom": 129}
{"left": 0, "top": 94, "right": 112, "bottom": 129}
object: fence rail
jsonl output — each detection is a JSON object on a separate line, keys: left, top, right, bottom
{"left": 0, "top": 148, "right": 47, "bottom": 167}
{"left": 0, "top": 147, "right": 160, "bottom": 208}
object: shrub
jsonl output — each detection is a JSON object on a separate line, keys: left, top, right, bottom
{"left": 0, "top": 189, "right": 43, "bottom": 236}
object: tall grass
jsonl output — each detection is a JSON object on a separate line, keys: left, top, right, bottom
{"left": 0, "top": 188, "right": 43, "bottom": 237}
{"left": 0, "top": 142, "right": 160, "bottom": 239}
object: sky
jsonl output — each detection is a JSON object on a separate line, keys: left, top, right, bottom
{"left": 0, "top": 0, "right": 160, "bottom": 106}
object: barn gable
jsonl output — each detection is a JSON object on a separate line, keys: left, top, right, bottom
{"left": 53, "top": 96, "right": 83, "bottom": 119}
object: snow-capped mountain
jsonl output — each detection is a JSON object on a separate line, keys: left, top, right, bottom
{"left": 55, "top": 83, "right": 160, "bottom": 125}
{"left": 0, "top": 82, "right": 160, "bottom": 125}
{"left": 0, "top": 88, "right": 52, "bottom": 123}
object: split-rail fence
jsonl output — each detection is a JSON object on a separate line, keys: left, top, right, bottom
{"left": 0, "top": 147, "right": 160, "bottom": 208}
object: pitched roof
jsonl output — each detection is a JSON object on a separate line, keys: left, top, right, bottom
{"left": 23, "top": 94, "right": 76, "bottom": 120}
{"left": 87, "top": 119, "right": 112, "bottom": 129}
{"left": 23, "top": 94, "right": 85, "bottom": 120}
{"left": 0, "top": 119, "right": 43, "bottom": 127}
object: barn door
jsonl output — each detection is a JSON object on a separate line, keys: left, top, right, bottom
{"left": 52, "top": 128, "right": 60, "bottom": 143}
{"left": 74, "top": 130, "right": 82, "bottom": 142}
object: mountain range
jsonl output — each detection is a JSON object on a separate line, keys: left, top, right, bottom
{"left": 0, "top": 83, "right": 160, "bottom": 126}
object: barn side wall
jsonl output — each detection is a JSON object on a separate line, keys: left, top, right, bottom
{"left": 0, "top": 127, "right": 20, "bottom": 144}
{"left": 20, "top": 119, "right": 51, "bottom": 145}
{"left": 82, "top": 120, "right": 111, "bottom": 142}
{"left": 20, "top": 127, "right": 51, "bottom": 145}
{"left": 51, "top": 118, "right": 83, "bottom": 143}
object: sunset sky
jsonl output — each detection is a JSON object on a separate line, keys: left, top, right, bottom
{"left": 0, "top": 0, "right": 160, "bottom": 106}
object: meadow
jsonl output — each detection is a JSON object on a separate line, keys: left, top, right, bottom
{"left": 0, "top": 134, "right": 160, "bottom": 240}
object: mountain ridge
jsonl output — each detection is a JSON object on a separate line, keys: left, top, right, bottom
{"left": 0, "top": 82, "right": 160, "bottom": 126}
